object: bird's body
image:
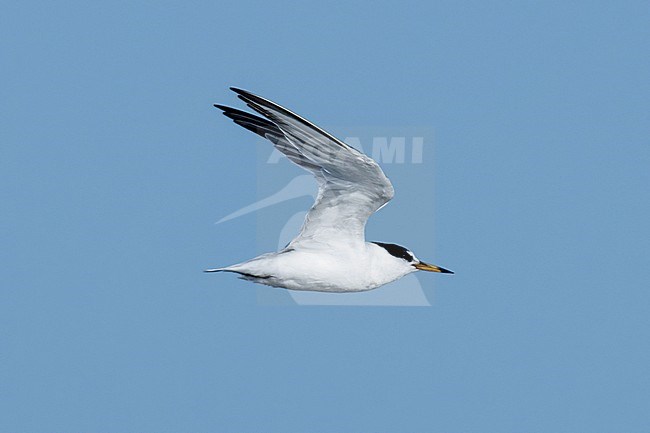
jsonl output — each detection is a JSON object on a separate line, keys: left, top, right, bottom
{"left": 220, "top": 242, "right": 418, "bottom": 292}
{"left": 207, "top": 88, "right": 452, "bottom": 292}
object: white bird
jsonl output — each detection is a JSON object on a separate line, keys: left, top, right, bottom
{"left": 206, "top": 87, "right": 453, "bottom": 292}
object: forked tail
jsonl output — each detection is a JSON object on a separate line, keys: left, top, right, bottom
{"left": 204, "top": 268, "right": 225, "bottom": 273}
{"left": 204, "top": 267, "right": 272, "bottom": 283}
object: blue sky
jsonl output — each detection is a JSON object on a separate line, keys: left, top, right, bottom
{"left": 2, "top": 1, "right": 649, "bottom": 432}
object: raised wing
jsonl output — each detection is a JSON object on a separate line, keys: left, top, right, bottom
{"left": 215, "top": 87, "right": 394, "bottom": 246}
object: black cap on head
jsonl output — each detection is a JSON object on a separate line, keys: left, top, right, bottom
{"left": 372, "top": 242, "right": 415, "bottom": 262}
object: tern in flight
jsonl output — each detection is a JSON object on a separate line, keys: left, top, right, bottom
{"left": 206, "top": 88, "right": 453, "bottom": 292}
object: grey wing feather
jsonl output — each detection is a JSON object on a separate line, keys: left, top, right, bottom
{"left": 214, "top": 104, "right": 321, "bottom": 171}
{"left": 215, "top": 88, "right": 394, "bottom": 245}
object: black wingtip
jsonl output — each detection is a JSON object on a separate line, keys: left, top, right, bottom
{"left": 231, "top": 87, "right": 263, "bottom": 105}
{"left": 229, "top": 87, "right": 249, "bottom": 96}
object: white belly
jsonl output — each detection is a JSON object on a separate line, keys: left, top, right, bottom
{"left": 263, "top": 250, "right": 374, "bottom": 292}
{"left": 229, "top": 249, "right": 389, "bottom": 292}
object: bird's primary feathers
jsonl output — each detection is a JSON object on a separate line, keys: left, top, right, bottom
{"left": 207, "top": 88, "right": 452, "bottom": 292}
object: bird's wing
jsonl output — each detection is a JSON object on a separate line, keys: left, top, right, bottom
{"left": 215, "top": 87, "right": 394, "bottom": 246}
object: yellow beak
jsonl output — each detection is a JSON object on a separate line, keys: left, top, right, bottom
{"left": 414, "top": 262, "right": 454, "bottom": 274}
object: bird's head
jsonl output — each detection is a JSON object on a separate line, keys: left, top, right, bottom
{"left": 371, "top": 242, "right": 453, "bottom": 276}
